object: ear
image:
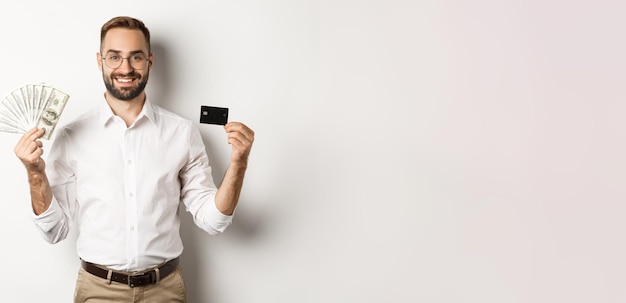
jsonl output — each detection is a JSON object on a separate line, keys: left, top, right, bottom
{"left": 148, "top": 52, "right": 154, "bottom": 70}
{"left": 97, "top": 52, "right": 103, "bottom": 71}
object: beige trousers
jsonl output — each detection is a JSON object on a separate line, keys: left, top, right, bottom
{"left": 73, "top": 266, "right": 186, "bottom": 303}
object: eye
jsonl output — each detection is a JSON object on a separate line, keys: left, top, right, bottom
{"left": 131, "top": 55, "right": 146, "bottom": 62}
{"left": 107, "top": 55, "right": 121, "bottom": 61}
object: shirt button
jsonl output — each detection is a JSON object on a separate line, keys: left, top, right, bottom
{"left": 129, "top": 192, "right": 134, "bottom": 197}
{"left": 130, "top": 226, "right": 135, "bottom": 231}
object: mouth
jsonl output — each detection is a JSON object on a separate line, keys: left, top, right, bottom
{"left": 112, "top": 73, "right": 139, "bottom": 86}
{"left": 115, "top": 77, "right": 136, "bottom": 86}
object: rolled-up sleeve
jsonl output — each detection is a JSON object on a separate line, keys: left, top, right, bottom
{"left": 31, "top": 129, "right": 77, "bottom": 244}
{"left": 179, "top": 123, "right": 233, "bottom": 235}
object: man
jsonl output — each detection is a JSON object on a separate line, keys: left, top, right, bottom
{"left": 14, "top": 16, "right": 254, "bottom": 303}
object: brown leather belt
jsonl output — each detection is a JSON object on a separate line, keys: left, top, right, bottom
{"left": 81, "top": 257, "right": 179, "bottom": 288}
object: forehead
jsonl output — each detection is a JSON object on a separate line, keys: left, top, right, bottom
{"left": 101, "top": 28, "right": 148, "bottom": 53}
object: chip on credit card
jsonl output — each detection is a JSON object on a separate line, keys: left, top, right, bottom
{"left": 200, "top": 106, "right": 228, "bottom": 125}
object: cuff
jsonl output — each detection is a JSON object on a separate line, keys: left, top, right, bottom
{"left": 31, "top": 197, "right": 63, "bottom": 233}
{"left": 207, "top": 197, "right": 234, "bottom": 233}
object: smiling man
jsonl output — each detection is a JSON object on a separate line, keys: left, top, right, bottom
{"left": 99, "top": 20, "right": 153, "bottom": 125}
{"left": 14, "top": 16, "right": 254, "bottom": 303}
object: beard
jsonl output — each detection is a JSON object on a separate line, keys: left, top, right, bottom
{"left": 103, "top": 71, "right": 149, "bottom": 101}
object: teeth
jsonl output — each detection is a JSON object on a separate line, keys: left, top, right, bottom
{"left": 117, "top": 78, "right": 132, "bottom": 83}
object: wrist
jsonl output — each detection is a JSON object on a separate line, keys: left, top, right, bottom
{"left": 27, "top": 170, "right": 46, "bottom": 181}
{"left": 229, "top": 160, "right": 248, "bottom": 170}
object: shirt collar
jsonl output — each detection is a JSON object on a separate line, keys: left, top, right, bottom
{"left": 98, "top": 95, "right": 157, "bottom": 126}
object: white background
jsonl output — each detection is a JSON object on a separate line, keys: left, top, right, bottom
{"left": 0, "top": 0, "right": 625, "bottom": 302}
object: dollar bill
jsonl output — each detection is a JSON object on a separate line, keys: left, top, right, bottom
{"left": 0, "top": 93, "right": 29, "bottom": 133}
{"left": 0, "top": 84, "right": 70, "bottom": 139}
{"left": 0, "top": 110, "right": 23, "bottom": 133}
{"left": 10, "top": 90, "right": 30, "bottom": 127}
{"left": 36, "top": 87, "right": 69, "bottom": 140}
{"left": 21, "top": 85, "right": 34, "bottom": 125}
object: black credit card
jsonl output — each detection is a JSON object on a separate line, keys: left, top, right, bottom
{"left": 200, "top": 106, "right": 229, "bottom": 125}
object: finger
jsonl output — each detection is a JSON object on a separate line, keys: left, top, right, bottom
{"left": 16, "top": 141, "right": 44, "bottom": 166}
{"left": 18, "top": 128, "right": 45, "bottom": 151}
{"left": 32, "top": 145, "right": 44, "bottom": 158}
{"left": 16, "top": 128, "right": 39, "bottom": 148}
{"left": 31, "top": 140, "right": 44, "bottom": 155}
{"left": 27, "top": 128, "right": 45, "bottom": 141}
{"left": 24, "top": 140, "right": 42, "bottom": 156}
{"left": 225, "top": 122, "right": 255, "bottom": 142}
{"left": 225, "top": 121, "right": 250, "bottom": 132}
{"left": 227, "top": 136, "right": 245, "bottom": 148}
{"left": 227, "top": 131, "right": 253, "bottom": 147}
{"left": 228, "top": 137, "right": 252, "bottom": 159}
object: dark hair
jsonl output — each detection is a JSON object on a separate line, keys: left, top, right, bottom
{"left": 100, "top": 16, "right": 151, "bottom": 52}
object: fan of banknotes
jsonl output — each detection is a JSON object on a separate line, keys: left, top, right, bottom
{"left": 0, "top": 84, "right": 69, "bottom": 140}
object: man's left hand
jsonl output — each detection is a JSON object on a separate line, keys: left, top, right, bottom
{"left": 224, "top": 122, "right": 254, "bottom": 165}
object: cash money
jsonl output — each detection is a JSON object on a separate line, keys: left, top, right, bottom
{"left": 36, "top": 88, "right": 69, "bottom": 140}
{"left": 0, "top": 84, "right": 70, "bottom": 140}
{"left": 0, "top": 93, "right": 27, "bottom": 133}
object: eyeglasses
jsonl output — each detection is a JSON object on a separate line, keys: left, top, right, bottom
{"left": 101, "top": 53, "right": 149, "bottom": 69}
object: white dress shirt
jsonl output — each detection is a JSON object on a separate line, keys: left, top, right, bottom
{"left": 32, "top": 98, "right": 232, "bottom": 271}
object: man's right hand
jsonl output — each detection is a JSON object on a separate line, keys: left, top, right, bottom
{"left": 14, "top": 127, "right": 46, "bottom": 173}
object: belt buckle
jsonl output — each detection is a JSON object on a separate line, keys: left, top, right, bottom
{"left": 127, "top": 271, "right": 156, "bottom": 288}
{"left": 128, "top": 274, "right": 139, "bottom": 288}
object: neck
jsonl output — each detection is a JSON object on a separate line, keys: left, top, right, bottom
{"left": 104, "top": 92, "right": 146, "bottom": 127}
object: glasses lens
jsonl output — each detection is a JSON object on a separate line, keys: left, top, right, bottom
{"left": 104, "top": 54, "right": 120, "bottom": 68}
{"left": 129, "top": 54, "right": 147, "bottom": 69}
{"left": 103, "top": 54, "right": 147, "bottom": 69}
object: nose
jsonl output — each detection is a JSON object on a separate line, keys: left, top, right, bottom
{"left": 117, "top": 58, "right": 134, "bottom": 72}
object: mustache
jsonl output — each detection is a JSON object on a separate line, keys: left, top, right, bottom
{"left": 111, "top": 72, "right": 141, "bottom": 78}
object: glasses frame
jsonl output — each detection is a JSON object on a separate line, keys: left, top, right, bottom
{"left": 101, "top": 53, "right": 150, "bottom": 70}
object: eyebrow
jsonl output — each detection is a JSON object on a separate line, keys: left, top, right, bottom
{"left": 104, "top": 49, "right": 147, "bottom": 56}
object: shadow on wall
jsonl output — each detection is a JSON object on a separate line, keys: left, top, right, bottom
{"left": 146, "top": 40, "right": 172, "bottom": 108}
{"left": 149, "top": 39, "right": 210, "bottom": 301}
{"left": 149, "top": 39, "right": 207, "bottom": 301}
{"left": 179, "top": 201, "right": 268, "bottom": 302}
{"left": 149, "top": 39, "right": 268, "bottom": 302}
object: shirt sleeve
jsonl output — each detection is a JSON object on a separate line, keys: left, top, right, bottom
{"left": 31, "top": 128, "right": 77, "bottom": 244}
{"left": 179, "top": 123, "right": 233, "bottom": 235}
